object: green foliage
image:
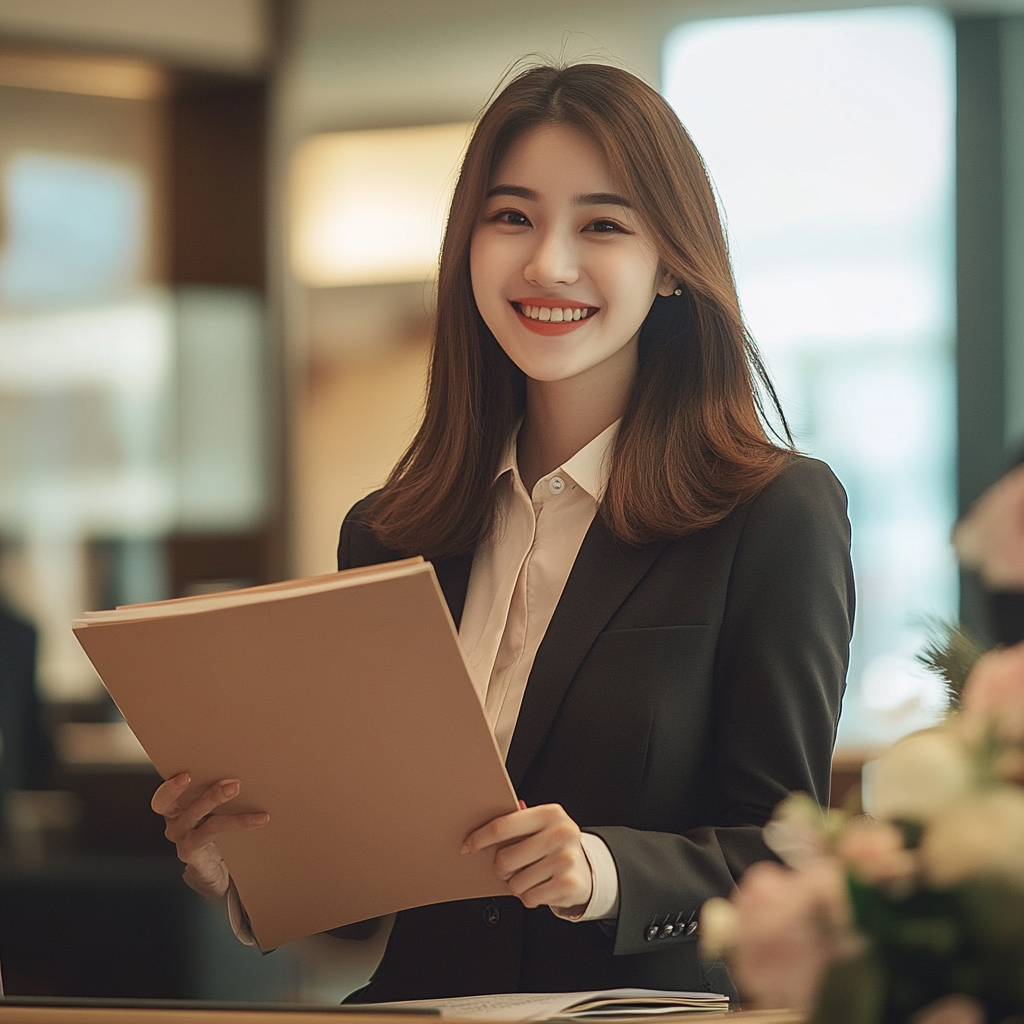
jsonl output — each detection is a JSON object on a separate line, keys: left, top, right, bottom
{"left": 840, "top": 874, "right": 1024, "bottom": 1022}
{"left": 916, "top": 619, "right": 985, "bottom": 711}
{"left": 808, "top": 952, "right": 885, "bottom": 1024}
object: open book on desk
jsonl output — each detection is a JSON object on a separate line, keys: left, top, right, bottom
{"left": 72, "top": 558, "right": 519, "bottom": 950}
{"left": 373, "top": 989, "right": 730, "bottom": 1021}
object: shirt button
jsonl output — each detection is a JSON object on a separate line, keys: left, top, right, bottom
{"left": 548, "top": 476, "right": 565, "bottom": 494}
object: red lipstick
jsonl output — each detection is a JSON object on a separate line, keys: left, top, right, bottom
{"left": 510, "top": 298, "right": 598, "bottom": 337}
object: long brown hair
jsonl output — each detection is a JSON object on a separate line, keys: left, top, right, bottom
{"left": 368, "top": 62, "right": 793, "bottom": 558}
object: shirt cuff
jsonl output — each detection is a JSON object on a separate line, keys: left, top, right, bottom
{"left": 550, "top": 831, "right": 620, "bottom": 923}
{"left": 224, "top": 878, "right": 259, "bottom": 947}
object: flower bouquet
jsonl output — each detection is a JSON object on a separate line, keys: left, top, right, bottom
{"left": 701, "top": 638, "right": 1024, "bottom": 1024}
{"left": 698, "top": 461, "right": 1024, "bottom": 1024}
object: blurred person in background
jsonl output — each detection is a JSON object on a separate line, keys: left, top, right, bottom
{"left": 0, "top": 577, "right": 53, "bottom": 817}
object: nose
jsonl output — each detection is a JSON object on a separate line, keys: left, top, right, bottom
{"left": 524, "top": 227, "right": 579, "bottom": 288}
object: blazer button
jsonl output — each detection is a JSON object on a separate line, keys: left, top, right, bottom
{"left": 484, "top": 902, "right": 501, "bottom": 928}
{"left": 659, "top": 922, "right": 674, "bottom": 939}
{"left": 645, "top": 922, "right": 660, "bottom": 942}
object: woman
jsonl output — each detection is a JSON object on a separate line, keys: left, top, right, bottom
{"left": 154, "top": 62, "right": 854, "bottom": 1001}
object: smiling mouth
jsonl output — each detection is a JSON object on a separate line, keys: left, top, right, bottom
{"left": 511, "top": 301, "right": 597, "bottom": 323}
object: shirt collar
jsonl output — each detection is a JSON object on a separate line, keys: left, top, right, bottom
{"left": 495, "top": 418, "right": 620, "bottom": 501}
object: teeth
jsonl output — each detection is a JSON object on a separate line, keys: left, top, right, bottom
{"left": 516, "top": 303, "right": 592, "bottom": 322}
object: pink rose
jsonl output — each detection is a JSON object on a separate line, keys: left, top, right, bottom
{"left": 725, "top": 859, "right": 861, "bottom": 1011}
{"left": 836, "top": 817, "right": 916, "bottom": 889}
{"left": 910, "top": 995, "right": 985, "bottom": 1024}
{"left": 953, "top": 463, "right": 1024, "bottom": 590}
{"left": 960, "top": 641, "right": 1024, "bottom": 744}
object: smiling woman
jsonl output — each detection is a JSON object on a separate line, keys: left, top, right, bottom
{"left": 471, "top": 125, "right": 671, "bottom": 381}
{"left": 469, "top": 124, "right": 675, "bottom": 490}
{"left": 154, "top": 61, "right": 855, "bottom": 1004}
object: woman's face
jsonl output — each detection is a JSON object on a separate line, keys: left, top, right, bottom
{"left": 470, "top": 124, "right": 674, "bottom": 388}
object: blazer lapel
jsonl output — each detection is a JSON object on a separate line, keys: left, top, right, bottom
{"left": 431, "top": 550, "right": 474, "bottom": 630}
{"left": 505, "top": 516, "right": 667, "bottom": 787}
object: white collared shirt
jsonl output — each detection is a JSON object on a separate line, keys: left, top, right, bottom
{"left": 458, "top": 420, "right": 621, "bottom": 922}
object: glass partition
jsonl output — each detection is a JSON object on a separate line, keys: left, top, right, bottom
{"left": 664, "top": 7, "right": 957, "bottom": 747}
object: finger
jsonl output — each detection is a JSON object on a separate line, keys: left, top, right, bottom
{"left": 502, "top": 845, "right": 590, "bottom": 909}
{"left": 176, "top": 811, "right": 270, "bottom": 860}
{"left": 463, "top": 805, "right": 554, "bottom": 853}
{"left": 514, "top": 868, "right": 592, "bottom": 911}
{"left": 164, "top": 779, "right": 242, "bottom": 843}
{"left": 158, "top": 776, "right": 236, "bottom": 826}
{"left": 151, "top": 772, "right": 191, "bottom": 816}
{"left": 182, "top": 859, "right": 229, "bottom": 900}
{"left": 492, "top": 823, "right": 578, "bottom": 880}
{"left": 504, "top": 854, "right": 558, "bottom": 897}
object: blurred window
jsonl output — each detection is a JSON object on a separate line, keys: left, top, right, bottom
{"left": 1, "top": 152, "right": 146, "bottom": 306}
{"left": 664, "top": 7, "right": 957, "bottom": 747}
{"left": 0, "top": 85, "right": 266, "bottom": 701}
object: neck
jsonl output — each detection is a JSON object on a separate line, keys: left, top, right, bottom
{"left": 517, "top": 336, "right": 638, "bottom": 493}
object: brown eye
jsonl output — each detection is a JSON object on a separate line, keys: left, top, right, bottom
{"left": 586, "top": 219, "right": 626, "bottom": 234}
{"left": 496, "top": 210, "right": 530, "bottom": 227}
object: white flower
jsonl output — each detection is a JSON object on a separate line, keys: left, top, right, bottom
{"left": 920, "top": 787, "right": 1024, "bottom": 889}
{"left": 723, "top": 859, "right": 860, "bottom": 1011}
{"left": 698, "top": 897, "right": 739, "bottom": 959}
{"left": 762, "top": 792, "right": 828, "bottom": 868}
{"left": 868, "top": 728, "right": 972, "bottom": 823}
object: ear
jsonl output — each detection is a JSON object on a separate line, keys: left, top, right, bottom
{"left": 656, "top": 267, "right": 678, "bottom": 298}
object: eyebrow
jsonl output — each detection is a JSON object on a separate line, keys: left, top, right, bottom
{"left": 485, "top": 184, "right": 632, "bottom": 208}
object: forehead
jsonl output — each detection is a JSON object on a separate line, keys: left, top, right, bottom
{"left": 489, "top": 124, "right": 620, "bottom": 195}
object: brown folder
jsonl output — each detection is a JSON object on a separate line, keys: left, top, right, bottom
{"left": 73, "top": 559, "right": 519, "bottom": 949}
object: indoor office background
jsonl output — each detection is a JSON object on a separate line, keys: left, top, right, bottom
{"left": 0, "top": 0, "right": 1020, "bottom": 1004}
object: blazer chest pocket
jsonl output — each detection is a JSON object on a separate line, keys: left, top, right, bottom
{"left": 585, "top": 624, "right": 715, "bottom": 693}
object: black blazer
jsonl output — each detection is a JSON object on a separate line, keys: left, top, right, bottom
{"left": 337, "top": 456, "right": 854, "bottom": 1000}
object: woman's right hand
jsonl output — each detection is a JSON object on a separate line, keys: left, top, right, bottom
{"left": 151, "top": 773, "right": 270, "bottom": 901}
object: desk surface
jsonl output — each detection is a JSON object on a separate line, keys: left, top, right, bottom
{"left": 0, "top": 1007, "right": 803, "bottom": 1024}
{"left": 0, "top": 1008, "right": 803, "bottom": 1024}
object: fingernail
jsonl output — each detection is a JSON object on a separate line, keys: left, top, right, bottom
{"left": 461, "top": 843, "right": 470, "bottom": 854}
{"left": 222, "top": 781, "right": 240, "bottom": 797}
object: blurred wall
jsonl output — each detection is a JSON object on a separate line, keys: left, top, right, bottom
{"left": 279, "top": 0, "right": 1024, "bottom": 584}
{"left": 0, "top": 0, "right": 267, "bottom": 71}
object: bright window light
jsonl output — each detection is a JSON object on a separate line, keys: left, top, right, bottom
{"left": 664, "top": 8, "right": 957, "bottom": 747}
{"left": 0, "top": 152, "right": 146, "bottom": 306}
{"left": 289, "top": 123, "right": 471, "bottom": 287}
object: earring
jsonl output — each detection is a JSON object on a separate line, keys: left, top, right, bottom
{"left": 673, "top": 287, "right": 682, "bottom": 296}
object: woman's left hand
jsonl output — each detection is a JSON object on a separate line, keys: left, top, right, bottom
{"left": 462, "top": 802, "right": 593, "bottom": 913}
